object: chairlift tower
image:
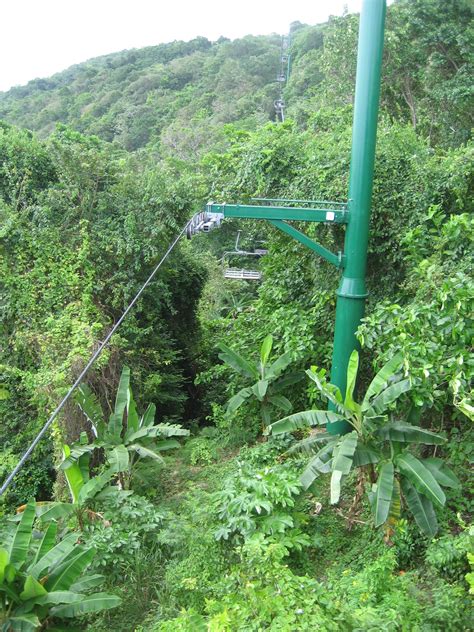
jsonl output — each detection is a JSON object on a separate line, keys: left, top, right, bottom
{"left": 202, "top": 0, "right": 387, "bottom": 435}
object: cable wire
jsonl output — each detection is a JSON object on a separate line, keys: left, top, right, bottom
{"left": 0, "top": 218, "right": 192, "bottom": 496}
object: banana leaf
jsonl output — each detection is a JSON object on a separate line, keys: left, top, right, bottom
{"left": 251, "top": 380, "right": 269, "bottom": 402}
{"left": 5, "top": 614, "right": 40, "bottom": 631}
{"left": 129, "top": 444, "right": 165, "bottom": 463}
{"left": 60, "top": 444, "right": 99, "bottom": 470}
{"left": 45, "top": 548, "right": 95, "bottom": 591}
{"left": 401, "top": 478, "right": 438, "bottom": 537}
{"left": 29, "top": 590, "right": 84, "bottom": 607}
{"left": 423, "top": 458, "right": 461, "bottom": 488}
{"left": 62, "top": 446, "right": 84, "bottom": 504}
{"left": 330, "top": 432, "right": 358, "bottom": 504}
{"left": 28, "top": 533, "right": 79, "bottom": 580}
{"left": 267, "top": 394, "right": 292, "bottom": 412}
{"left": 387, "top": 477, "right": 401, "bottom": 527}
{"left": 140, "top": 403, "right": 156, "bottom": 428}
{"left": 9, "top": 502, "right": 35, "bottom": 569}
{"left": 396, "top": 453, "right": 445, "bottom": 507}
{"left": 217, "top": 343, "right": 258, "bottom": 379}
{"left": 331, "top": 432, "right": 358, "bottom": 475}
{"left": 270, "top": 410, "right": 346, "bottom": 435}
{"left": 271, "top": 371, "right": 305, "bottom": 392}
{"left": 69, "top": 574, "right": 105, "bottom": 593}
{"left": 261, "top": 403, "right": 272, "bottom": 427}
{"left": 287, "top": 431, "right": 332, "bottom": 455}
{"left": 146, "top": 424, "right": 189, "bottom": 438}
{"left": 50, "top": 592, "right": 121, "bottom": 618}
{"left": 0, "top": 548, "right": 9, "bottom": 583}
{"left": 330, "top": 471, "right": 343, "bottom": 505}
{"left": 78, "top": 470, "right": 114, "bottom": 505}
{"left": 108, "top": 445, "right": 130, "bottom": 473}
{"left": 373, "top": 462, "right": 395, "bottom": 527}
{"left": 376, "top": 422, "right": 445, "bottom": 445}
{"left": 362, "top": 353, "right": 404, "bottom": 410}
{"left": 34, "top": 503, "right": 74, "bottom": 523}
{"left": 124, "top": 427, "right": 150, "bottom": 443}
{"left": 300, "top": 441, "right": 336, "bottom": 490}
{"left": 31, "top": 522, "right": 57, "bottom": 567}
{"left": 266, "top": 351, "right": 293, "bottom": 380}
{"left": 20, "top": 575, "right": 47, "bottom": 601}
{"left": 260, "top": 334, "right": 273, "bottom": 368}
{"left": 352, "top": 444, "right": 380, "bottom": 467}
{"left": 306, "top": 369, "right": 347, "bottom": 415}
{"left": 344, "top": 350, "right": 359, "bottom": 410}
{"left": 107, "top": 366, "right": 130, "bottom": 438}
{"left": 126, "top": 389, "right": 139, "bottom": 433}
{"left": 114, "top": 366, "right": 130, "bottom": 418}
{"left": 74, "top": 384, "right": 104, "bottom": 438}
{"left": 369, "top": 378, "right": 411, "bottom": 415}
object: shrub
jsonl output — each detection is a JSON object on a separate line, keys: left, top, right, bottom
{"left": 82, "top": 493, "right": 165, "bottom": 579}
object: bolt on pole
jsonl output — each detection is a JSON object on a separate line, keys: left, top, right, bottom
{"left": 327, "top": 0, "right": 387, "bottom": 435}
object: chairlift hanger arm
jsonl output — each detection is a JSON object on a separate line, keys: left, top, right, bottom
{"left": 206, "top": 202, "right": 348, "bottom": 224}
{"left": 204, "top": 200, "right": 347, "bottom": 269}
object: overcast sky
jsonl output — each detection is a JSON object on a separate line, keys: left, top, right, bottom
{"left": 1, "top": 0, "right": 364, "bottom": 92}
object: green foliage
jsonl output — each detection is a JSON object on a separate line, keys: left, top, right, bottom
{"left": 82, "top": 493, "right": 165, "bottom": 580}
{"left": 0, "top": 501, "right": 120, "bottom": 630}
{"left": 63, "top": 366, "right": 189, "bottom": 490}
{"left": 159, "top": 537, "right": 338, "bottom": 632}
{"left": 359, "top": 207, "right": 474, "bottom": 412}
{"left": 0, "top": 125, "right": 205, "bottom": 509}
{"left": 188, "top": 436, "right": 217, "bottom": 466}
{"left": 270, "top": 351, "right": 460, "bottom": 536}
{"left": 218, "top": 334, "right": 302, "bottom": 428}
{"left": 0, "top": 4, "right": 472, "bottom": 629}
{"left": 425, "top": 528, "right": 473, "bottom": 582}
{"left": 213, "top": 461, "right": 309, "bottom": 551}
{"left": 160, "top": 539, "right": 461, "bottom": 632}
{"left": 161, "top": 490, "right": 229, "bottom": 614}
{"left": 0, "top": 36, "right": 280, "bottom": 152}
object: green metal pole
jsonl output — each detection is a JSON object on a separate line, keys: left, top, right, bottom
{"left": 327, "top": 0, "right": 386, "bottom": 435}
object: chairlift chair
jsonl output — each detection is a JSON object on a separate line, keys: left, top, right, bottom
{"left": 222, "top": 231, "right": 266, "bottom": 281}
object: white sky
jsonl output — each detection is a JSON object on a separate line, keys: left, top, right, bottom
{"left": 0, "top": 0, "right": 363, "bottom": 92}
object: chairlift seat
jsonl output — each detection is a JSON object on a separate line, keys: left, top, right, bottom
{"left": 224, "top": 268, "right": 262, "bottom": 281}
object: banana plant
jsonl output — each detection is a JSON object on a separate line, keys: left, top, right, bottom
{"left": 65, "top": 366, "right": 189, "bottom": 490}
{"left": 14, "top": 441, "right": 124, "bottom": 530}
{"left": 0, "top": 501, "right": 120, "bottom": 631}
{"left": 269, "top": 351, "right": 460, "bottom": 537}
{"left": 218, "top": 335, "right": 303, "bottom": 428}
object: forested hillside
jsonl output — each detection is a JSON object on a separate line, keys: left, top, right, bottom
{"left": 0, "top": 0, "right": 472, "bottom": 150}
{"left": 1, "top": 0, "right": 473, "bottom": 630}
{"left": 0, "top": 35, "right": 281, "bottom": 153}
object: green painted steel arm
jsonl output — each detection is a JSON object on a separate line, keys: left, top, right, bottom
{"left": 206, "top": 202, "right": 348, "bottom": 224}
{"left": 269, "top": 220, "right": 344, "bottom": 268}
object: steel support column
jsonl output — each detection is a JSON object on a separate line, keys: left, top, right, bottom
{"left": 327, "top": 0, "right": 387, "bottom": 434}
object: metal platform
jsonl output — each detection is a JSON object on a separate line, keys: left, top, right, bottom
{"left": 224, "top": 268, "right": 262, "bottom": 281}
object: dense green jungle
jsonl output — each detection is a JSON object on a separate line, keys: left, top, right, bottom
{"left": 0, "top": 0, "right": 473, "bottom": 629}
